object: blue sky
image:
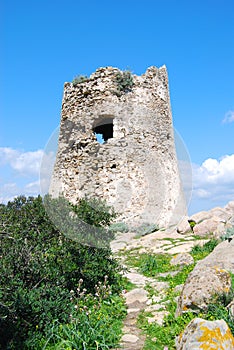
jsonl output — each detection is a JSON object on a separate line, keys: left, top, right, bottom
{"left": 1, "top": 0, "right": 234, "bottom": 215}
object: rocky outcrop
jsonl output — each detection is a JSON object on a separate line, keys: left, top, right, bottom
{"left": 176, "top": 266, "right": 231, "bottom": 315}
{"left": 176, "top": 318, "right": 234, "bottom": 350}
{"left": 193, "top": 216, "right": 226, "bottom": 237}
{"left": 176, "top": 240, "right": 234, "bottom": 315}
{"left": 177, "top": 200, "right": 234, "bottom": 237}
{"left": 195, "top": 239, "right": 234, "bottom": 273}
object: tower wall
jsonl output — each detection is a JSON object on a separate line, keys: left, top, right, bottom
{"left": 50, "top": 66, "right": 187, "bottom": 227}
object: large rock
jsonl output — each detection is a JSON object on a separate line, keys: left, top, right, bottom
{"left": 188, "top": 203, "right": 234, "bottom": 238}
{"left": 124, "top": 288, "right": 148, "bottom": 305}
{"left": 170, "top": 253, "right": 194, "bottom": 267}
{"left": 223, "top": 201, "right": 234, "bottom": 226}
{"left": 196, "top": 239, "right": 234, "bottom": 273}
{"left": 209, "top": 207, "right": 232, "bottom": 222}
{"left": 177, "top": 216, "right": 191, "bottom": 234}
{"left": 190, "top": 211, "right": 210, "bottom": 224}
{"left": 176, "top": 318, "right": 234, "bottom": 350}
{"left": 176, "top": 266, "right": 231, "bottom": 315}
{"left": 176, "top": 240, "right": 234, "bottom": 315}
{"left": 224, "top": 201, "right": 234, "bottom": 215}
{"left": 193, "top": 216, "right": 226, "bottom": 237}
{"left": 227, "top": 299, "right": 234, "bottom": 318}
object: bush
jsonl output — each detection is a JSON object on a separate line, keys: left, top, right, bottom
{"left": 221, "top": 226, "right": 234, "bottom": 241}
{"left": 44, "top": 195, "right": 116, "bottom": 248}
{"left": 0, "top": 195, "right": 123, "bottom": 349}
{"left": 73, "top": 196, "right": 117, "bottom": 228}
{"left": 188, "top": 219, "right": 196, "bottom": 231}
{"left": 72, "top": 75, "right": 89, "bottom": 86}
{"left": 135, "top": 222, "right": 159, "bottom": 237}
{"left": 108, "top": 222, "right": 129, "bottom": 233}
{"left": 114, "top": 70, "right": 134, "bottom": 95}
{"left": 200, "top": 285, "right": 234, "bottom": 336}
{"left": 38, "top": 278, "right": 126, "bottom": 349}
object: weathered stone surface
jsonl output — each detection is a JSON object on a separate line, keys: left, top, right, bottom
{"left": 110, "top": 212, "right": 234, "bottom": 350}
{"left": 177, "top": 216, "right": 191, "bottom": 234}
{"left": 124, "top": 288, "right": 148, "bottom": 305}
{"left": 166, "top": 241, "right": 207, "bottom": 255}
{"left": 195, "top": 239, "right": 234, "bottom": 274}
{"left": 146, "top": 311, "right": 169, "bottom": 326}
{"left": 225, "top": 201, "right": 234, "bottom": 215}
{"left": 176, "top": 240, "right": 234, "bottom": 315}
{"left": 209, "top": 207, "right": 232, "bottom": 222}
{"left": 176, "top": 318, "right": 234, "bottom": 350}
{"left": 193, "top": 216, "right": 226, "bottom": 237}
{"left": 50, "top": 66, "right": 187, "bottom": 228}
{"left": 170, "top": 253, "right": 194, "bottom": 266}
{"left": 227, "top": 300, "right": 234, "bottom": 318}
{"left": 121, "top": 334, "right": 139, "bottom": 343}
{"left": 190, "top": 211, "right": 210, "bottom": 223}
{"left": 188, "top": 202, "right": 234, "bottom": 239}
{"left": 176, "top": 266, "right": 231, "bottom": 315}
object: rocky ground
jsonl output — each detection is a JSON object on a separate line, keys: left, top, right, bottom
{"left": 111, "top": 201, "right": 234, "bottom": 350}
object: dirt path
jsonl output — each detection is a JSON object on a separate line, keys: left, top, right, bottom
{"left": 111, "top": 227, "right": 208, "bottom": 349}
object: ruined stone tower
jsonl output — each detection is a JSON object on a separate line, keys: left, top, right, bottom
{"left": 50, "top": 66, "right": 187, "bottom": 227}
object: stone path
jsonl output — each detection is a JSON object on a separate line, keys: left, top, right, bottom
{"left": 111, "top": 227, "right": 209, "bottom": 350}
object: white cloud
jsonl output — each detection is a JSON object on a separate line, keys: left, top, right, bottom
{"left": 0, "top": 147, "right": 43, "bottom": 176}
{"left": 0, "top": 180, "right": 41, "bottom": 204}
{"left": 222, "top": 110, "right": 234, "bottom": 124}
{"left": 25, "top": 180, "right": 41, "bottom": 193}
{"left": 0, "top": 147, "right": 45, "bottom": 203}
{"left": 192, "top": 154, "right": 234, "bottom": 203}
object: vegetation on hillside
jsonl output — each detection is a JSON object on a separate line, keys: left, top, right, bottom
{"left": 0, "top": 195, "right": 126, "bottom": 349}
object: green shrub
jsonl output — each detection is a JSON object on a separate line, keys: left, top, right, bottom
{"left": 0, "top": 195, "right": 123, "bottom": 349}
{"left": 188, "top": 219, "right": 196, "bottom": 231}
{"left": 44, "top": 195, "right": 116, "bottom": 248}
{"left": 199, "top": 286, "right": 234, "bottom": 336}
{"left": 73, "top": 196, "right": 116, "bottom": 227}
{"left": 221, "top": 226, "right": 234, "bottom": 241}
{"left": 108, "top": 222, "right": 129, "bottom": 233}
{"left": 72, "top": 75, "right": 89, "bottom": 86}
{"left": 38, "top": 278, "right": 126, "bottom": 349}
{"left": 139, "top": 254, "right": 173, "bottom": 277}
{"left": 135, "top": 222, "right": 159, "bottom": 237}
{"left": 114, "top": 70, "right": 134, "bottom": 95}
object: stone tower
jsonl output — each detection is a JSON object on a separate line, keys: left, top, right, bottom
{"left": 50, "top": 66, "right": 187, "bottom": 227}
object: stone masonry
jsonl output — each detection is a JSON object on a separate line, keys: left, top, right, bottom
{"left": 50, "top": 66, "right": 186, "bottom": 227}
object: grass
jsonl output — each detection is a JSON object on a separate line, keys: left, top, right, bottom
{"left": 144, "top": 283, "right": 159, "bottom": 298}
{"left": 37, "top": 289, "right": 127, "bottom": 350}
{"left": 198, "top": 273, "right": 234, "bottom": 335}
{"left": 158, "top": 265, "right": 195, "bottom": 289}
{"left": 122, "top": 277, "right": 137, "bottom": 291}
{"left": 120, "top": 238, "right": 224, "bottom": 349}
{"left": 138, "top": 309, "right": 195, "bottom": 350}
{"left": 190, "top": 238, "right": 219, "bottom": 262}
{"left": 124, "top": 251, "right": 177, "bottom": 277}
